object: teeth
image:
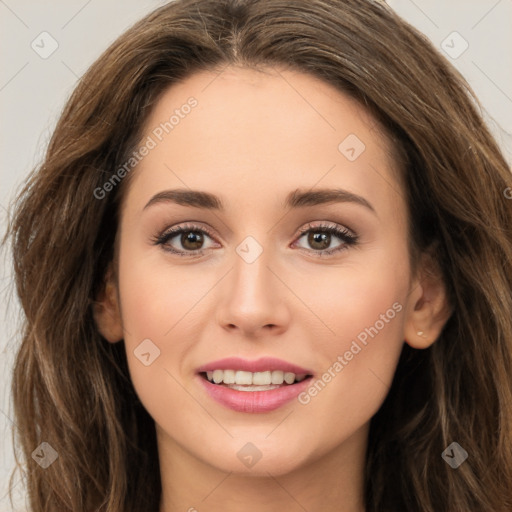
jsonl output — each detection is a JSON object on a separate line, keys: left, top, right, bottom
{"left": 284, "top": 372, "right": 295, "bottom": 384}
{"left": 204, "top": 369, "right": 308, "bottom": 385}
{"left": 252, "top": 371, "right": 271, "bottom": 385}
{"left": 235, "top": 370, "right": 253, "bottom": 385}
{"left": 271, "top": 371, "right": 284, "bottom": 385}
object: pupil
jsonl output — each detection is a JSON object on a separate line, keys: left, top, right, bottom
{"left": 182, "top": 231, "right": 203, "bottom": 250}
{"left": 308, "top": 232, "right": 330, "bottom": 250}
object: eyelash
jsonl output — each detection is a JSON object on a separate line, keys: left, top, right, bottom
{"left": 152, "top": 222, "right": 359, "bottom": 258}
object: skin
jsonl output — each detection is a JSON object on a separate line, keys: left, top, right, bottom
{"left": 95, "top": 66, "right": 451, "bottom": 512}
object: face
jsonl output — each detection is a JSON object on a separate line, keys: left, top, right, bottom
{"left": 97, "top": 66, "right": 447, "bottom": 477}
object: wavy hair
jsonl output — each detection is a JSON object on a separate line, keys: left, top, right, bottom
{"left": 5, "top": 0, "right": 512, "bottom": 510}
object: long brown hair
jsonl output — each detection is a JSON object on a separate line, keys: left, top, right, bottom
{"left": 5, "top": 0, "right": 512, "bottom": 510}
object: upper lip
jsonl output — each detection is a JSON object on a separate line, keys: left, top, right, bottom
{"left": 196, "top": 357, "right": 314, "bottom": 375}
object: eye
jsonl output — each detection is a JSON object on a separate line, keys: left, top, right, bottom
{"left": 152, "top": 223, "right": 218, "bottom": 257}
{"left": 152, "top": 221, "right": 359, "bottom": 258}
{"left": 293, "top": 222, "right": 358, "bottom": 256}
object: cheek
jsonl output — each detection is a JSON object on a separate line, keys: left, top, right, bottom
{"left": 115, "top": 241, "right": 196, "bottom": 411}
{"left": 290, "top": 243, "right": 407, "bottom": 345}
{"left": 290, "top": 249, "right": 408, "bottom": 421}
{"left": 119, "top": 268, "right": 199, "bottom": 439}
{"left": 117, "top": 237, "right": 212, "bottom": 343}
{"left": 116, "top": 235, "right": 238, "bottom": 425}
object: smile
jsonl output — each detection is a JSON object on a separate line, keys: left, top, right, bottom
{"left": 203, "top": 369, "right": 309, "bottom": 388}
{"left": 196, "top": 357, "right": 314, "bottom": 413}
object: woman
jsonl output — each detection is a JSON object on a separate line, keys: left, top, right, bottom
{"left": 6, "top": 0, "right": 512, "bottom": 510}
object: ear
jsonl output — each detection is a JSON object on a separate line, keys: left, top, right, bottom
{"left": 404, "top": 249, "right": 453, "bottom": 349}
{"left": 93, "top": 265, "right": 124, "bottom": 343}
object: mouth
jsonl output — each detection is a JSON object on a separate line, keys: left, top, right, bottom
{"left": 199, "top": 370, "right": 313, "bottom": 391}
{"left": 195, "top": 357, "right": 315, "bottom": 412}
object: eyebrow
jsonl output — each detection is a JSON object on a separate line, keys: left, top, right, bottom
{"left": 143, "top": 187, "right": 376, "bottom": 214}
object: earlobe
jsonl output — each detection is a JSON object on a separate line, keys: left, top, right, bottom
{"left": 93, "top": 267, "right": 124, "bottom": 343}
{"left": 404, "top": 252, "right": 453, "bottom": 349}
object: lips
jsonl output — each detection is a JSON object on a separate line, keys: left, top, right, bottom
{"left": 196, "top": 357, "right": 314, "bottom": 413}
{"left": 196, "top": 356, "right": 313, "bottom": 375}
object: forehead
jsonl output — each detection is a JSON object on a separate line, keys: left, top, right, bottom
{"left": 123, "top": 66, "right": 406, "bottom": 225}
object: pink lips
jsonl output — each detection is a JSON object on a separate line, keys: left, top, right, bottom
{"left": 196, "top": 356, "right": 313, "bottom": 375}
{"left": 196, "top": 357, "right": 314, "bottom": 413}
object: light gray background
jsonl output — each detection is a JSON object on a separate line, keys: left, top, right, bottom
{"left": 1, "top": 1, "right": 511, "bottom": 510}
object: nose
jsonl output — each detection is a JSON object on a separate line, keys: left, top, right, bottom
{"left": 215, "top": 246, "right": 291, "bottom": 338}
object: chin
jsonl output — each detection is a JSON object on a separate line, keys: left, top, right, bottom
{"left": 196, "top": 434, "right": 313, "bottom": 477}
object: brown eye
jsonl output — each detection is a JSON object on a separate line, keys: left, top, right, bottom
{"left": 154, "top": 224, "right": 218, "bottom": 256}
{"left": 181, "top": 231, "right": 204, "bottom": 250}
{"left": 307, "top": 231, "right": 331, "bottom": 250}
{"left": 294, "top": 223, "right": 358, "bottom": 256}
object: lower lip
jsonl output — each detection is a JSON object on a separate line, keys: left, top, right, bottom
{"left": 197, "top": 374, "right": 312, "bottom": 413}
